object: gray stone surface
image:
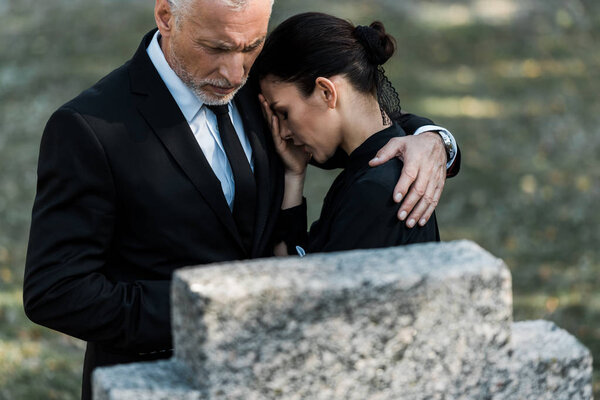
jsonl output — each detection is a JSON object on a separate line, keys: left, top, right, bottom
{"left": 172, "top": 240, "right": 513, "bottom": 399}
{"left": 93, "top": 240, "right": 593, "bottom": 400}
{"left": 486, "top": 320, "right": 593, "bottom": 400}
{"left": 92, "top": 321, "right": 593, "bottom": 400}
{"left": 92, "top": 359, "right": 202, "bottom": 400}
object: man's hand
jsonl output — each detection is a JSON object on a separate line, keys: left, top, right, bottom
{"left": 369, "top": 132, "right": 447, "bottom": 227}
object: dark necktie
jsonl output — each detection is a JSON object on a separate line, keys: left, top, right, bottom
{"left": 206, "top": 104, "right": 256, "bottom": 253}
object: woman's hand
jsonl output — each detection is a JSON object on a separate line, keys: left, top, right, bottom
{"left": 259, "top": 94, "right": 310, "bottom": 176}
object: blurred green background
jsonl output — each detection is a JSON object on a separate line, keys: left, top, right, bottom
{"left": 1, "top": 0, "right": 598, "bottom": 398}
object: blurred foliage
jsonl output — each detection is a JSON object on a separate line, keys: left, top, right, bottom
{"left": 1, "top": 0, "right": 598, "bottom": 398}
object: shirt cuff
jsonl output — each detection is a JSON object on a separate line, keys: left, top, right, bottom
{"left": 413, "top": 125, "right": 458, "bottom": 170}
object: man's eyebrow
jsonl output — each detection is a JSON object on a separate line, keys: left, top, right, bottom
{"left": 196, "top": 39, "right": 231, "bottom": 49}
{"left": 199, "top": 37, "right": 265, "bottom": 51}
{"left": 246, "top": 37, "right": 266, "bottom": 50}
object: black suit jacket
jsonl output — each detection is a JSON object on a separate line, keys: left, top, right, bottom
{"left": 23, "top": 29, "right": 450, "bottom": 399}
{"left": 23, "top": 29, "right": 286, "bottom": 399}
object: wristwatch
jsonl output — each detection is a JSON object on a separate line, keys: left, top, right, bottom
{"left": 435, "top": 130, "right": 456, "bottom": 163}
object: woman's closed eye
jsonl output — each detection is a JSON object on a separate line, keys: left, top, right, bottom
{"left": 270, "top": 104, "right": 288, "bottom": 121}
{"left": 272, "top": 108, "right": 288, "bottom": 120}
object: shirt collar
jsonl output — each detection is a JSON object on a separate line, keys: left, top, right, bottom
{"left": 146, "top": 30, "right": 203, "bottom": 122}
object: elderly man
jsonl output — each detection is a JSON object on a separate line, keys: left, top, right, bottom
{"left": 23, "top": 0, "right": 459, "bottom": 398}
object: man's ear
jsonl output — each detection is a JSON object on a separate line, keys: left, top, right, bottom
{"left": 314, "top": 77, "right": 338, "bottom": 109}
{"left": 155, "top": 0, "right": 176, "bottom": 38}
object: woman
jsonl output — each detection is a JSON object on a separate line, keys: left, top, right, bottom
{"left": 254, "top": 12, "right": 440, "bottom": 255}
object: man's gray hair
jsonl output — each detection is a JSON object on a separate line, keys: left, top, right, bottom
{"left": 168, "top": 0, "right": 273, "bottom": 17}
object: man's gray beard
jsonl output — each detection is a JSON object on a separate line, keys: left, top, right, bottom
{"left": 168, "top": 45, "right": 247, "bottom": 106}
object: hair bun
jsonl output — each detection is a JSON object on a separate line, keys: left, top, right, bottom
{"left": 353, "top": 21, "right": 396, "bottom": 65}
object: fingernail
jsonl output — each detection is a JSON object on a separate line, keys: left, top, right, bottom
{"left": 419, "top": 218, "right": 427, "bottom": 226}
{"left": 399, "top": 211, "right": 407, "bottom": 220}
{"left": 407, "top": 219, "right": 416, "bottom": 228}
{"left": 371, "top": 157, "right": 379, "bottom": 162}
{"left": 394, "top": 193, "right": 403, "bottom": 202}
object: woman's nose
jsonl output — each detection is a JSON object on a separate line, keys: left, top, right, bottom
{"left": 279, "top": 123, "right": 293, "bottom": 140}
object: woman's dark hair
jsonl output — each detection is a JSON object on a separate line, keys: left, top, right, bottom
{"left": 254, "top": 12, "right": 397, "bottom": 97}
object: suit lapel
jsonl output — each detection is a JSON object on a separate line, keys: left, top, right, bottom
{"left": 129, "top": 30, "right": 246, "bottom": 254}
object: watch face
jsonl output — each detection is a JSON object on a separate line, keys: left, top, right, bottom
{"left": 436, "top": 130, "right": 454, "bottom": 160}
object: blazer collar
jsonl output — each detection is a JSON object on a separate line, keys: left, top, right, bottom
{"left": 145, "top": 29, "right": 202, "bottom": 123}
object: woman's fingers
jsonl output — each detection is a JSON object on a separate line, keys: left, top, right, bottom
{"left": 259, "top": 94, "right": 285, "bottom": 151}
{"left": 259, "top": 94, "right": 275, "bottom": 130}
{"left": 271, "top": 115, "right": 282, "bottom": 144}
{"left": 258, "top": 94, "right": 270, "bottom": 119}
{"left": 259, "top": 95, "right": 308, "bottom": 175}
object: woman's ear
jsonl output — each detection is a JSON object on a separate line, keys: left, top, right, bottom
{"left": 314, "top": 77, "right": 338, "bottom": 109}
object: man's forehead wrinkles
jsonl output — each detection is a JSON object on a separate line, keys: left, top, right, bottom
{"left": 181, "top": 2, "right": 270, "bottom": 50}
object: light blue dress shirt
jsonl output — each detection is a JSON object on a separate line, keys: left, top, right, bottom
{"left": 146, "top": 30, "right": 254, "bottom": 211}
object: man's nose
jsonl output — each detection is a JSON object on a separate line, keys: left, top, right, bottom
{"left": 219, "top": 53, "right": 245, "bottom": 87}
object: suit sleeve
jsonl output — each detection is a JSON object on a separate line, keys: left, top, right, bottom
{"left": 314, "top": 178, "right": 439, "bottom": 253}
{"left": 23, "top": 107, "right": 172, "bottom": 354}
{"left": 393, "top": 113, "right": 462, "bottom": 177}
{"left": 395, "top": 112, "right": 434, "bottom": 136}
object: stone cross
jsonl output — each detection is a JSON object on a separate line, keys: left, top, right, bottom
{"left": 93, "top": 241, "right": 592, "bottom": 399}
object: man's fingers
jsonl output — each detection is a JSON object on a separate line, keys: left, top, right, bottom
{"left": 396, "top": 174, "right": 424, "bottom": 221}
{"left": 393, "top": 165, "right": 418, "bottom": 204}
{"left": 376, "top": 131, "right": 448, "bottom": 225}
{"left": 400, "top": 178, "right": 431, "bottom": 226}
{"left": 369, "top": 137, "right": 405, "bottom": 166}
{"left": 419, "top": 196, "right": 439, "bottom": 227}
{"left": 418, "top": 166, "right": 446, "bottom": 226}
{"left": 408, "top": 179, "right": 439, "bottom": 227}
{"left": 406, "top": 197, "right": 429, "bottom": 227}
{"left": 409, "top": 171, "right": 444, "bottom": 227}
